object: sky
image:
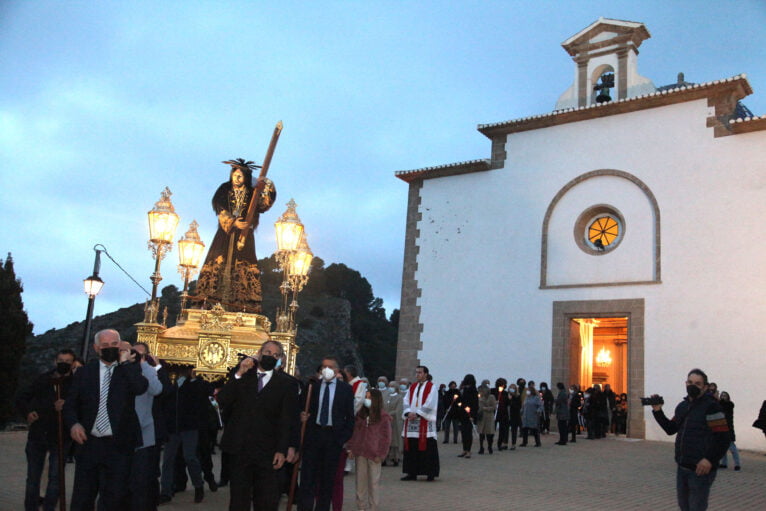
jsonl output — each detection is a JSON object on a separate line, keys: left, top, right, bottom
{"left": 2, "top": 1, "right": 765, "bottom": 335}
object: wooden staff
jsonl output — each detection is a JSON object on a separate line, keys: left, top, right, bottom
{"left": 54, "top": 377, "right": 67, "bottom": 511}
{"left": 287, "top": 381, "right": 314, "bottom": 509}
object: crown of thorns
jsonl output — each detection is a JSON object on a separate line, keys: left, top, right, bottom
{"left": 222, "top": 158, "right": 262, "bottom": 171}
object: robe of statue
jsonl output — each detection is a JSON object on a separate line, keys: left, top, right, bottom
{"left": 195, "top": 166, "right": 275, "bottom": 313}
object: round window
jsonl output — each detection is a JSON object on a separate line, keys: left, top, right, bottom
{"left": 574, "top": 206, "right": 625, "bottom": 255}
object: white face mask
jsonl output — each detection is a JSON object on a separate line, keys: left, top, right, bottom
{"left": 525, "top": 390, "right": 531, "bottom": 396}
{"left": 363, "top": 398, "right": 372, "bottom": 408}
{"left": 321, "top": 367, "right": 336, "bottom": 381}
{"left": 389, "top": 387, "right": 397, "bottom": 394}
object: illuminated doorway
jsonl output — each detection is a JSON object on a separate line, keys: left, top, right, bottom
{"left": 551, "top": 299, "right": 645, "bottom": 438}
{"left": 571, "top": 317, "right": 627, "bottom": 394}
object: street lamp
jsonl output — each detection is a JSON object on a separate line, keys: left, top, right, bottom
{"left": 81, "top": 245, "right": 105, "bottom": 361}
{"left": 273, "top": 199, "right": 309, "bottom": 332}
{"left": 177, "top": 220, "right": 205, "bottom": 310}
{"left": 287, "top": 234, "right": 314, "bottom": 327}
{"left": 147, "top": 187, "right": 179, "bottom": 321}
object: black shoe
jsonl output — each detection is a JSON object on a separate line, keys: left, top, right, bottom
{"left": 382, "top": 461, "right": 388, "bottom": 466}
{"left": 534, "top": 443, "right": 541, "bottom": 447}
{"left": 478, "top": 447, "right": 484, "bottom": 454}
{"left": 426, "top": 476, "right": 435, "bottom": 481}
{"left": 393, "top": 460, "right": 399, "bottom": 467}
{"left": 194, "top": 487, "right": 204, "bottom": 503}
{"left": 555, "top": 441, "right": 567, "bottom": 445}
{"left": 206, "top": 478, "right": 218, "bottom": 492}
{"left": 510, "top": 445, "right": 516, "bottom": 450}
{"left": 217, "top": 480, "right": 228, "bottom": 487}
{"left": 488, "top": 446, "right": 493, "bottom": 454}
{"left": 401, "top": 475, "right": 417, "bottom": 481}
{"left": 158, "top": 494, "right": 172, "bottom": 505}
{"left": 735, "top": 466, "right": 741, "bottom": 471}
{"left": 718, "top": 464, "right": 727, "bottom": 469}
{"left": 520, "top": 443, "right": 527, "bottom": 447}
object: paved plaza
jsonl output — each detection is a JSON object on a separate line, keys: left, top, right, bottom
{"left": 1, "top": 430, "right": 764, "bottom": 510}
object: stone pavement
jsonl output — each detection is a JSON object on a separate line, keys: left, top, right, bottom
{"left": 1, "top": 430, "right": 764, "bottom": 510}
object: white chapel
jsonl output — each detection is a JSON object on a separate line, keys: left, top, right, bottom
{"left": 394, "top": 18, "right": 766, "bottom": 448}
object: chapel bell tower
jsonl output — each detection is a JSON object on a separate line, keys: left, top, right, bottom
{"left": 555, "top": 18, "right": 657, "bottom": 110}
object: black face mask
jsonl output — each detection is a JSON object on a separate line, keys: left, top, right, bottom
{"left": 100, "top": 347, "right": 120, "bottom": 364}
{"left": 686, "top": 385, "right": 702, "bottom": 399}
{"left": 56, "top": 362, "right": 72, "bottom": 375}
{"left": 259, "top": 355, "right": 277, "bottom": 371}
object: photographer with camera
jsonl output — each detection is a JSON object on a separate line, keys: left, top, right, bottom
{"left": 649, "top": 368, "right": 730, "bottom": 511}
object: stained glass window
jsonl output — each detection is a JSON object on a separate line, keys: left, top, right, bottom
{"left": 588, "top": 216, "right": 620, "bottom": 247}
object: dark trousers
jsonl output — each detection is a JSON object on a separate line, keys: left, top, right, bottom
{"left": 495, "top": 418, "right": 509, "bottom": 446}
{"left": 197, "top": 428, "right": 215, "bottom": 482}
{"left": 442, "top": 418, "right": 460, "bottom": 443}
{"left": 220, "top": 451, "right": 231, "bottom": 484}
{"left": 521, "top": 427, "right": 540, "bottom": 446}
{"left": 70, "top": 436, "right": 132, "bottom": 511}
{"left": 676, "top": 465, "right": 717, "bottom": 511}
{"left": 510, "top": 424, "right": 520, "bottom": 446}
{"left": 569, "top": 415, "right": 579, "bottom": 441}
{"left": 460, "top": 418, "right": 473, "bottom": 452}
{"left": 130, "top": 445, "right": 160, "bottom": 511}
{"left": 228, "top": 453, "right": 280, "bottom": 511}
{"left": 557, "top": 419, "right": 568, "bottom": 444}
{"left": 161, "top": 430, "right": 203, "bottom": 496}
{"left": 25, "top": 437, "right": 66, "bottom": 511}
{"left": 299, "top": 427, "right": 342, "bottom": 511}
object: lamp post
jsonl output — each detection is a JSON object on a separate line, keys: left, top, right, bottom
{"left": 274, "top": 199, "right": 306, "bottom": 332}
{"left": 146, "top": 187, "right": 180, "bottom": 322}
{"left": 287, "top": 234, "right": 314, "bottom": 328}
{"left": 177, "top": 220, "right": 205, "bottom": 311}
{"left": 81, "top": 245, "right": 105, "bottom": 361}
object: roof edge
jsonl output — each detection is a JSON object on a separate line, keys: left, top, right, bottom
{"left": 395, "top": 159, "right": 491, "bottom": 183}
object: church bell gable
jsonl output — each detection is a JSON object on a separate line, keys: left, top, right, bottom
{"left": 555, "top": 18, "right": 656, "bottom": 110}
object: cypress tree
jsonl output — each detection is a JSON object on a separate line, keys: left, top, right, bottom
{"left": 0, "top": 253, "right": 33, "bottom": 427}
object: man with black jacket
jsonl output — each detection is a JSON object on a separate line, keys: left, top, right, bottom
{"left": 217, "top": 340, "right": 299, "bottom": 511}
{"left": 17, "top": 348, "right": 75, "bottom": 511}
{"left": 159, "top": 366, "right": 208, "bottom": 504}
{"left": 651, "top": 368, "right": 730, "bottom": 511}
{"left": 64, "top": 329, "right": 149, "bottom": 511}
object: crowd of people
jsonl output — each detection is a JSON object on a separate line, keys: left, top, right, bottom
{"left": 17, "top": 332, "right": 757, "bottom": 511}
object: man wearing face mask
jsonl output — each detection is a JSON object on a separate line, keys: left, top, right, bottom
{"left": 63, "top": 329, "right": 148, "bottom": 511}
{"left": 298, "top": 356, "right": 355, "bottom": 511}
{"left": 216, "top": 340, "right": 299, "bottom": 511}
{"left": 17, "top": 348, "right": 75, "bottom": 511}
{"left": 651, "top": 368, "right": 730, "bottom": 511}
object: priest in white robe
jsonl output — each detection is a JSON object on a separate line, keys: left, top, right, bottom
{"left": 400, "top": 365, "right": 440, "bottom": 481}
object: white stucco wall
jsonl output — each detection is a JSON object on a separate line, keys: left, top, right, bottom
{"left": 412, "top": 98, "right": 766, "bottom": 450}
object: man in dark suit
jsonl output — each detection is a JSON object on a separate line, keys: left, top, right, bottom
{"left": 216, "top": 340, "right": 300, "bottom": 511}
{"left": 63, "top": 329, "right": 148, "bottom": 511}
{"left": 298, "top": 356, "right": 355, "bottom": 511}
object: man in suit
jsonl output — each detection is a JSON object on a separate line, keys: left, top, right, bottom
{"left": 63, "top": 329, "right": 148, "bottom": 511}
{"left": 216, "top": 340, "right": 299, "bottom": 511}
{"left": 298, "top": 356, "right": 355, "bottom": 511}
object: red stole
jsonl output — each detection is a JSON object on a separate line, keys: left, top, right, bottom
{"left": 352, "top": 379, "right": 363, "bottom": 394}
{"left": 404, "top": 381, "right": 432, "bottom": 451}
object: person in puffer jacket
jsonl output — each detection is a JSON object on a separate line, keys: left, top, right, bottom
{"left": 651, "top": 368, "right": 730, "bottom": 511}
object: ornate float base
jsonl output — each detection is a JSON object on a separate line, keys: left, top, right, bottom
{"left": 136, "top": 303, "right": 298, "bottom": 381}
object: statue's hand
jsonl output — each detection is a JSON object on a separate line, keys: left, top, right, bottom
{"left": 234, "top": 218, "right": 249, "bottom": 230}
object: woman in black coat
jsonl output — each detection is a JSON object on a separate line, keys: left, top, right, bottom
{"left": 457, "top": 374, "right": 478, "bottom": 458}
{"left": 492, "top": 378, "right": 510, "bottom": 450}
{"left": 507, "top": 383, "right": 522, "bottom": 449}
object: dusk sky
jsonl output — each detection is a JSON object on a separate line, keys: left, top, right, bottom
{"left": 2, "top": 1, "right": 765, "bottom": 335}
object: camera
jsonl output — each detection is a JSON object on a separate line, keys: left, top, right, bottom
{"left": 640, "top": 395, "right": 664, "bottom": 406}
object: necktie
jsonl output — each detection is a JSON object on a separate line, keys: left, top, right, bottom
{"left": 319, "top": 381, "right": 331, "bottom": 426}
{"left": 257, "top": 372, "right": 266, "bottom": 392}
{"left": 95, "top": 365, "right": 113, "bottom": 434}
